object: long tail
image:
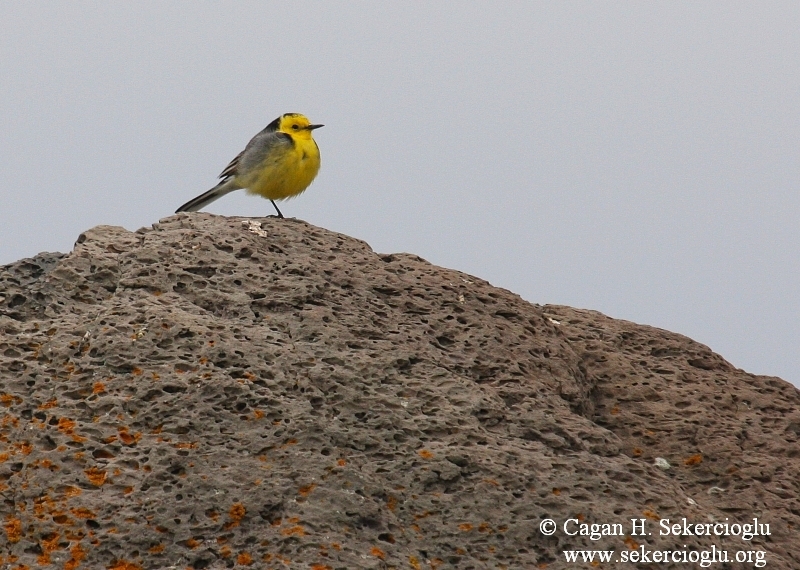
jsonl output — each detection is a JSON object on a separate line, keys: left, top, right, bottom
{"left": 175, "top": 179, "right": 241, "bottom": 213}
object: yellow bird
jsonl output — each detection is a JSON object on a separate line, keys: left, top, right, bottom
{"left": 176, "top": 113, "right": 323, "bottom": 217}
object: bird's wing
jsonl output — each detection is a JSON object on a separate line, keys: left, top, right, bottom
{"left": 237, "top": 131, "right": 294, "bottom": 173}
{"left": 218, "top": 149, "right": 245, "bottom": 180}
{"left": 219, "top": 119, "right": 294, "bottom": 180}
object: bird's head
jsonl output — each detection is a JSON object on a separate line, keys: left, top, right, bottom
{"left": 273, "top": 113, "right": 324, "bottom": 139}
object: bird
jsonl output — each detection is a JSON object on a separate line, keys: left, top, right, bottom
{"left": 176, "top": 113, "right": 323, "bottom": 217}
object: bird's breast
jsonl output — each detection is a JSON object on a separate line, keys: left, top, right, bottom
{"left": 246, "top": 138, "right": 320, "bottom": 200}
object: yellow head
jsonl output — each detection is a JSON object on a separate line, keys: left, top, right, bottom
{"left": 268, "top": 113, "right": 324, "bottom": 140}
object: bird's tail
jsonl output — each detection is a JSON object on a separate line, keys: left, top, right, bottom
{"left": 175, "top": 179, "right": 241, "bottom": 213}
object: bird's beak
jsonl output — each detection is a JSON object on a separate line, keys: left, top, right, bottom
{"left": 306, "top": 124, "right": 324, "bottom": 130}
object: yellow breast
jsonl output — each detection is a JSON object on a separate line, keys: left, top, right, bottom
{"left": 246, "top": 137, "right": 321, "bottom": 201}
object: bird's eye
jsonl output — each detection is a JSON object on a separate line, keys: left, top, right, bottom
{"left": 292, "top": 124, "right": 299, "bottom": 130}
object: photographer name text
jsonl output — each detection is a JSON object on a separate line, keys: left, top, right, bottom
{"left": 562, "top": 517, "right": 769, "bottom": 541}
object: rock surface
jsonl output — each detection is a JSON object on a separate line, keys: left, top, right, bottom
{"left": 0, "top": 214, "right": 797, "bottom": 569}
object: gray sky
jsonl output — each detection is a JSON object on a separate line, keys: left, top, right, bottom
{"left": 2, "top": 3, "right": 798, "bottom": 387}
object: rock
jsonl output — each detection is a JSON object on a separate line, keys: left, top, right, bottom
{"left": 0, "top": 213, "right": 796, "bottom": 569}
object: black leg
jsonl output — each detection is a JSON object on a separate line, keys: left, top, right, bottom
{"left": 270, "top": 200, "right": 284, "bottom": 218}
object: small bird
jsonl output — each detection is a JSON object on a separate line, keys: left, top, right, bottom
{"left": 176, "top": 113, "right": 323, "bottom": 217}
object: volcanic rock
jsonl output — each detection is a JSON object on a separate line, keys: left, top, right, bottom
{"left": 0, "top": 214, "right": 797, "bottom": 569}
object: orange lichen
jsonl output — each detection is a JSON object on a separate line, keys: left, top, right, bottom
{"left": 34, "top": 458, "right": 58, "bottom": 471}
{"left": 387, "top": 495, "right": 398, "bottom": 512}
{"left": 683, "top": 454, "right": 703, "bottom": 466}
{"left": 252, "top": 409, "right": 264, "bottom": 419}
{"left": 38, "top": 399, "right": 58, "bottom": 409}
{"left": 92, "top": 382, "right": 106, "bottom": 394}
{"left": 632, "top": 447, "right": 643, "bottom": 456}
{"left": 64, "top": 543, "right": 87, "bottom": 570}
{"left": 642, "top": 509, "right": 659, "bottom": 520}
{"left": 236, "top": 552, "right": 253, "bottom": 565}
{"left": 108, "top": 561, "right": 143, "bottom": 570}
{"left": 58, "top": 418, "right": 86, "bottom": 441}
{"left": 310, "top": 565, "right": 332, "bottom": 570}
{"left": 4, "top": 516, "right": 23, "bottom": 543}
{"left": 118, "top": 428, "right": 141, "bottom": 445}
{"left": 298, "top": 483, "right": 316, "bottom": 497}
{"left": 336, "top": 458, "right": 346, "bottom": 466}
{"left": 70, "top": 507, "right": 96, "bottom": 519}
{"left": 223, "top": 503, "right": 246, "bottom": 530}
{"left": 34, "top": 495, "right": 57, "bottom": 517}
{"left": 15, "top": 441, "right": 33, "bottom": 455}
{"left": 64, "top": 530, "right": 85, "bottom": 541}
{"left": 552, "top": 488, "right": 561, "bottom": 495}
{"left": 610, "top": 405, "right": 620, "bottom": 415}
{"left": 409, "top": 555, "right": 421, "bottom": 570}
{"left": 370, "top": 547, "right": 385, "bottom": 559}
{"left": 84, "top": 467, "right": 107, "bottom": 486}
{"left": 37, "top": 531, "right": 61, "bottom": 565}
{"left": 281, "top": 438, "right": 298, "bottom": 448}
{"left": 1, "top": 414, "right": 20, "bottom": 428}
{"left": 62, "top": 486, "right": 82, "bottom": 498}
{"left": 1, "top": 394, "right": 19, "bottom": 407}
{"left": 458, "top": 523, "right": 473, "bottom": 532}
{"left": 148, "top": 544, "right": 165, "bottom": 554}
{"left": 229, "top": 503, "right": 246, "bottom": 520}
{"left": 478, "top": 522, "right": 492, "bottom": 533}
{"left": 185, "top": 538, "right": 200, "bottom": 549}
{"left": 174, "top": 442, "right": 197, "bottom": 449}
{"left": 417, "top": 449, "right": 434, "bottom": 459}
{"left": 482, "top": 478, "right": 499, "bottom": 486}
{"left": 131, "top": 367, "right": 143, "bottom": 376}
{"left": 0, "top": 452, "right": 9, "bottom": 463}
{"left": 219, "top": 545, "right": 232, "bottom": 558}
{"left": 280, "top": 525, "right": 306, "bottom": 537}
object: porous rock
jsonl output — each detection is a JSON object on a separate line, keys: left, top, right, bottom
{"left": 0, "top": 214, "right": 797, "bottom": 569}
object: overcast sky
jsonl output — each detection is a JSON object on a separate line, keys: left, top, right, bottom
{"left": 2, "top": 3, "right": 798, "bottom": 387}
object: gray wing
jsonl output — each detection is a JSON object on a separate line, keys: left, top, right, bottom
{"left": 218, "top": 129, "right": 294, "bottom": 181}
{"left": 218, "top": 150, "right": 245, "bottom": 180}
{"left": 235, "top": 130, "right": 294, "bottom": 177}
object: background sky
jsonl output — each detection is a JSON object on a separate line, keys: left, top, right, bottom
{"left": 2, "top": 3, "right": 798, "bottom": 387}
